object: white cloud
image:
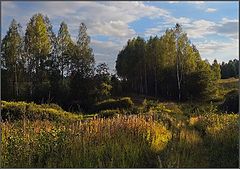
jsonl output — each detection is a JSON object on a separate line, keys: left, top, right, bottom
{"left": 90, "top": 39, "right": 122, "bottom": 71}
{"left": 205, "top": 8, "right": 217, "bottom": 13}
{"left": 188, "top": 1, "right": 205, "bottom": 4}
{"left": 73, "top": 1, "right": 170, "bottom": 43}
{"left": 151, "top": 17, "right": 239, "bottom": 40}
{"left": 144, "top": 27, "right": 163, "bottom": 37}
{"left": 195, "top": 39, "right": 238, "bottom": 63}
{"left": 184, "top": 19, "right": 217, "bottom": 38}
{"left": 168, "top": 1, "right": 180, "bottom": 4}
{"left": 166, "top": 16, "right": 191, "bottom": 25}
{"left": 168, "top": 1, "right": 205, "bottom": 4}
{"left": 144, "top": 16, "right": 192, "bottom": 37}
{"left": 144, "top": 18, "right": 216, "bottom": 38}
{"left": 2, "top": 1, "right": 170, "bottom": 39}
{"left": 215, "top": 18, "right": 239, "bottom": 40}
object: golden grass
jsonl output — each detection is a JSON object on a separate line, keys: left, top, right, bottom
{"left": 1, "top": 115, "right": 171, "bottom": 167}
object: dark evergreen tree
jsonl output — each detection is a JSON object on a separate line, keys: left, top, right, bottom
{"left": 1, "top": 19, "right": 25, "bottom": 100}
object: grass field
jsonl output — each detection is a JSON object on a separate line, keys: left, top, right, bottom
{"left": 1, "top": 78, "right": 239, "bottom": 168}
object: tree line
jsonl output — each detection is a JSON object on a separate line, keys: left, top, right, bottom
{"left": 116, "top": 24, "right": 224, "bottom": 101}
{"left": 220, "top": 59, "right": 239, "bottom": 79}
{"left": 1, "top": 13, "right": 112, "bottom": 112}
{"left": 1, "top": 14, "right": 238, "bottom": 112}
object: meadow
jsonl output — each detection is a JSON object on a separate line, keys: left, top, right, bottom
{"left": 1, "top": 78, "right": 239, "bottom": 168}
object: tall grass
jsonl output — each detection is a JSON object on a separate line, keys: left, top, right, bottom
{"left": 1, "top": 100, "right": 238, "bottom": 168}
{"left": 141, "top": 100, "right": 239, "bottom": 167}
{"left": 189, "top": 113, "right": 239, "bottom": 167}
{"left": 1, "top": 115, "right": 171, "bottom": 168}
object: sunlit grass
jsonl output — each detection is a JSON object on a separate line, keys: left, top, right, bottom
{"left": 1, "top": 115, "right": 171, "bottom": 168}
{"left": 1, "top": 100, "right": 238, "bottom": 168}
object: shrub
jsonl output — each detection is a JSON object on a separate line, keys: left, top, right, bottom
{"left": 124, "top": 106, "right": 142, "bottom": 115}
{"left": 119, "top": 97, "right": 134, "bottom": 108}
{"left": 94, "top": 97, "right": 134, "bottom": 112}
{"left": 98, "top": 109, "right": 120, "bottom": 118}
{"left": 1, "top": 101, "right": 28, "bottom": 120}
{"left": 220, "top": 89, "right": 239, "bottom": 113}
{"left": 142, "top": 99, "right": 158, "bottom": 111}
{"left": 41, "top": 103, "right": 63, "bottom": 111}
{"left": 1, "top": 101, "right": 83, "bottom": 122}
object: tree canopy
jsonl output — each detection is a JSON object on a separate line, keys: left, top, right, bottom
{"left": 116, "top": 24, "right": 218, "bottom": 101}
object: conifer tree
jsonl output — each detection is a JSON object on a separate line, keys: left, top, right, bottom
{"left": 1, "top": 19, "right": 24, "bottom": 99}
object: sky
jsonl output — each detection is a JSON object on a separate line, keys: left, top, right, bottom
{"left": 1, "top": 1, "right": 239, "bottom": 72}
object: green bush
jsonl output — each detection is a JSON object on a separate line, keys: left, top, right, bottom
{"left": 94, "top": 97, "right": 134, "bottom": 112}
{"left": 220, "top": 89, "right": 239, "bottom": 113}
{"left": 98, "top": 109, "right": 120, "bottom": 118}
{"left": 41, "top": 103, "right": 63, "bottom": 111}
{"left": 1, "top": 101, "right": 83, "bottom": 122}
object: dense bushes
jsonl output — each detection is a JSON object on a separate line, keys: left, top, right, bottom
{"left": 93, "top": 97, "right": 134, "bottom": 113}
{"left": 1, "top": 101, "right": 83, "bottom": 122}
{"left": 220, "top": 89, "right": 239, "bottom": 113}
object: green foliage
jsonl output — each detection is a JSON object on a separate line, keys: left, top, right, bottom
{"left": 98, "top": 109, "right": 120, "bottom": 118}
{"left": 1, "top": 14, "right": 239, "bottom": 168}
{"left": 221, "top": 59, "right": 239, "bottom": 79}
{"left": 25, "top": 13, "right": 51, "bottom": 58}
{"left": 94, "top": 63, "right": 112, "bottom": 102}
{"left": 1, "top": 19, "right": 25, "bottom": 99}
{"left": 94, "top": 97, "right": 134, "bottom": 113}
{"left": 189, "top": 113, "right": 239, "bottom": 167}
{"left": 1, "top": 100, "right": 238, "bottom": 168}
{"left": 143, "top": 102, "right": 239, "bottom": 167}
{"left": 116, "top": 24, "right": 216, "bottom": 101}
{"left": 1, "top": 115, "right": 171, "bottom": 168}
{"left": 68, "top": 22, "right": 96, "bottom": 111}
{"left": 211, "top": 59, "right": 221, "bottom": 80}
{"left": 57, "top": 21, "right": 74, "bottom": 79}
{"left": 217, "top": 78, "right": 239, "bottom": 99}
{"left": 1, "top": 101, "right": 83, "bottom": 122}
{"left": 1, "top": 14, "right": 105, "bottom": 112}
{"left": 184, "top": 61, "right": 217, "bottom": 101}
{"left": 41, "top": 103, "right": 64, "bottom": 111}
{"left": 180, "top": 102, "right": 219, "bottom": 118}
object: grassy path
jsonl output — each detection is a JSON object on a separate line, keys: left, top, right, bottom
{"left": 155, "top": 102, "right": 209, "bottom": 167}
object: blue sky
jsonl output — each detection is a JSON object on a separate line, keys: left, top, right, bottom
{"left": 1, "top": 1, "right": 239, "bottom": 72}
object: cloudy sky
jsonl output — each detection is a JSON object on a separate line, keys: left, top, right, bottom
{"left": 1, "top": 1, "right": 239, "bottom": 72}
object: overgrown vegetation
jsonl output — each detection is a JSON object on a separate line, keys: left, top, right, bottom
{"left": 1, "top": 101, "right": 83, "bottom": 122}
{"left": 1, "top": 113, "right": 171, "bottom": 168}
{"left": 1, "top": 98, "right": 238, "bottom": 167}
{"left": 189, "top": 113, "right": 239, "bottom": 167}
